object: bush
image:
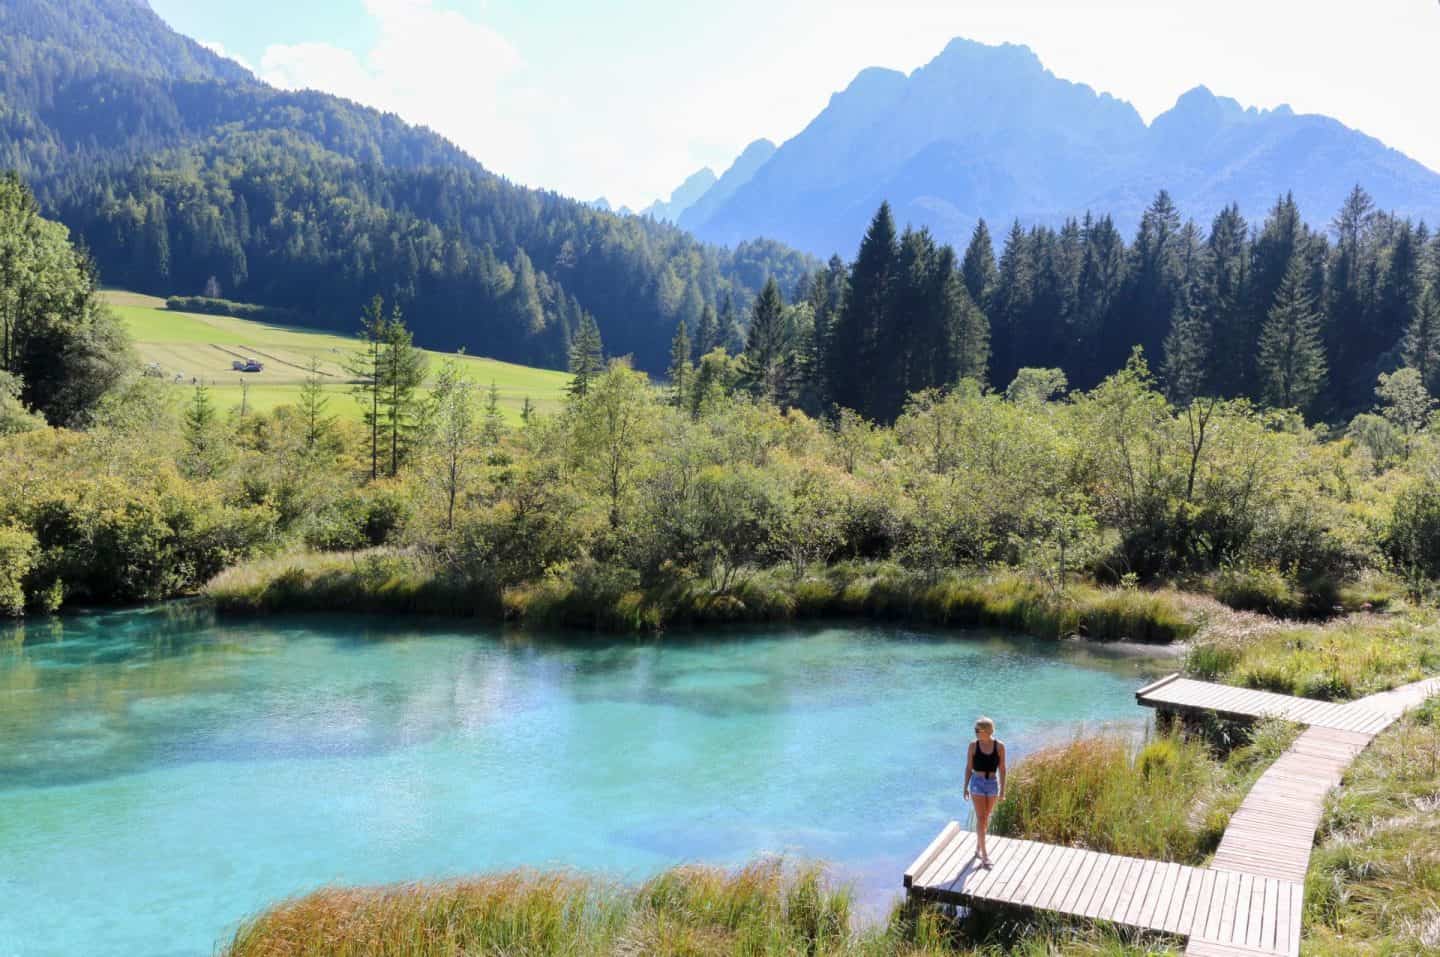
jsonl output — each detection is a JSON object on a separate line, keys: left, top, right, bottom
{"left": 303, "top": 486, "right": 410, "bottom": 552}
{"left": 166, "top": 296, "right": 308, "bottom": 326}
{"left": 0, "top": 523, "right": 38, "bottom": 616}
{"left": 1208, "top": 564, "right": 1305, "bottom": 617}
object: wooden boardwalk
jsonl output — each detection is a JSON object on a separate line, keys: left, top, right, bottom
{"left": 904, "top": 674, "right": 1440, "bottom": 957}
{"left": 1134, "top": 674, "right": 1392, "bottom": 734}
{"left": 906, "top": 828, "right": 1303, "bottom": 956}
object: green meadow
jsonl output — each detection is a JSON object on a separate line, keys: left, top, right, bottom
{"left": 105, "top": 291, "right": 572, "bottom": 421}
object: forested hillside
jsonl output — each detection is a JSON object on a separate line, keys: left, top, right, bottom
{"left": 0, "top": 0, "right": 814, "bottom": 371}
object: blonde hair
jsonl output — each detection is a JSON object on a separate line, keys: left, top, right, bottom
{"left": 974, "top": 716, "right": 995, "bottom": 733}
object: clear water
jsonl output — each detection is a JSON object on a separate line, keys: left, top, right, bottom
{"left": 0, "top": 607, "right": 1168, "bottom": 957}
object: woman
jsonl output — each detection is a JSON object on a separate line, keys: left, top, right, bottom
{"left": 962, "top": 716, "right": 1006, "bottom": 867}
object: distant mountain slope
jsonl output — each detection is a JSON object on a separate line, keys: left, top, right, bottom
{"left": 694, "top": 38, "right": 1440, "bottom": 254}
{"left": 678, "top": 138, "right": 777, "bottom": 232}
{"left": 0, "top": 0, "right": 814, "bottom": 372}
{"left": 641, "top": 167, "right": 717, "bottom": 223}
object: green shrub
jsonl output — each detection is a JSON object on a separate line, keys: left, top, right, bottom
{"left": 0, "top": 523, "right": 38, "bottom": 616}
{"left": 1208, "top": 564, "right": 1305, "bottom": 617}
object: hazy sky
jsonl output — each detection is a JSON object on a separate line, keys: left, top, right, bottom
{"left": 150, "top": 0, "right": 1440, "bottom": 210}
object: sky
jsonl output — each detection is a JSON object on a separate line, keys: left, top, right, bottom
{"left": 150, "top": 0, "right": 1440, "bottom": 211}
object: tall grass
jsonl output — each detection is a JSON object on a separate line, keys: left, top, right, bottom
{"left": 211, "top": 554, "right": 1199, "bottom": 644}
{"left": 991, "top": 721, "right": 1299, "bottom": 863}
{"left": 225, "top": 859, "right": 1183, "bottom": 957}
{"left": 1186, "top": 608, "right": 1440, "bottom": 700}
{"left": 1305, "top": 699, "right": 1440, "bottom": 955}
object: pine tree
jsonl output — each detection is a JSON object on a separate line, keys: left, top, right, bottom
{"left": 695, "top": 304, "right": 720, "bottom": 358}
{"left": 1202, "top": 205, "right": 1253, "bottom": 395}
{"left": 1404, "top": 289, "right": 1440, "bottom": 393}
{"left": 297, "top": 357, "right": 334, "bottom": 452}
{"left": 181, "top": 382, "right": 223, "bottom": 479}
{"left": 1073, "top": 214, "right": 1127, "bottom": 387}
{"left": 961, "top": 219, "right": 998, "bottom": 310}
{"left": 1328, "top": 186, "right": 1377, "bottom": 390}
{"left": 567, "top": 313, "right": 605, "bottom": 398}
{"left": 345, "top": 295, "right": 388, "bottom": 480}
{"left": 988, "top": 221, "right": 1034, "bottom": 389}
{"left": 482, "top": 381, "right": 505, "bottom": 443}
{"left": 520, "top": 396, "right": 535, "bottom": 424}
{"left": 1162, "top": 292, "right": 1211, "bottom": 403}
{"left": 378, "top": 305, "right": 428, "bottom": 477}
{"left": 1120, "top": 190, "right": 1183, "bottom": 369}
{"left": 667, "top": 319, "right": 692, "bottom": 409}
{"left": 739, "top": 277, "right": 792, "bottom": 404}
{"left": 1258, "top": 256, "right": 1328, "bottom": 412}
{"left": 826, "top": 203, "right": 898, "bottom": 418}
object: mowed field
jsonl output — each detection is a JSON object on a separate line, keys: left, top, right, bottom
{"left": 105, "top": 291, "right": 571, "bottom": 421}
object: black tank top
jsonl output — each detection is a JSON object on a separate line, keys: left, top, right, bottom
{"left": 973, "top": 740, "right": 1000, "bottom": 773}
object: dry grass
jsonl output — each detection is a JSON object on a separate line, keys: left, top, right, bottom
{"left": 224, "top": 859, "right": 1178, "bottom": 957}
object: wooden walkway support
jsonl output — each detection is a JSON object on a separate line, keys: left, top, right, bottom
{"left": 903, "top": 674, "right": 1440, "bottom": 957}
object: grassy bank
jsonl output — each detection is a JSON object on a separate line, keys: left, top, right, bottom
{"left": 207, "top": 552, "right": 1199, "bottom": 643}
{"left": 223, "top": 859, "right": 1171, "bottom": 957}
{"left": 992, "top": 720, "right": 1298, "bottom": 863}
{"left": 1304, "top": 698, "right": 1440, "bottom": 954}
{"left": 1186, "top": 605, "right": 1440, "bottom": 701}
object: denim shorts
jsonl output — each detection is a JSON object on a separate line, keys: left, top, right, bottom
{"left": 970, "top": 775, "right": 999, "bottom": 798}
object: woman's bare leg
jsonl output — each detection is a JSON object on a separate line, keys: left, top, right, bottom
{"left": 973, "top": 794, "right": 995, "bottom": 861}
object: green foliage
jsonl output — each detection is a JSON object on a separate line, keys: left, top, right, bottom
{"left": 567, "top": 314, "right": 605, "bottom": 399}
{"left": 0, "top": 173, "right": 130, "bottom": 425}
{"left": 165, "top": 297, "right": 306, "bottom": 326}
{"left": 0, "top": 523, "right": 38, "bottom": 616}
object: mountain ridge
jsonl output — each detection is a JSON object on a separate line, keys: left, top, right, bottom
{"left": 690, "top": 37, "right": 1440, "bottom": 255}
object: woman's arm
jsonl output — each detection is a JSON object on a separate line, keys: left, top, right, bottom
{"left": 963, "top": 742, "right": 975, "bottom": 797}
{"left": 997, "top": 742, "right": 1007, "bottom": 800}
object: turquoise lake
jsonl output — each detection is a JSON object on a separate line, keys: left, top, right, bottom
{"left": 0, "top": 608, "right": 1169, "bottom": 956}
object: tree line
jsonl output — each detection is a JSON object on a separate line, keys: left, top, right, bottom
{"left": 719, "top": 189, "right": 1440, "bottom": 423}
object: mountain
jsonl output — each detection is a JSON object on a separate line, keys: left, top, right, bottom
{"left": 641, "top": 167, "right": 717, "bottom": 223}
{"left": 692, "top": 38, "right": 1440, "bottom": 255}
{"left": 678, "top": 139, "right": 777, "bottom": 232}
{"left": 0, "top": 0, "right": 814, "bottom": 373}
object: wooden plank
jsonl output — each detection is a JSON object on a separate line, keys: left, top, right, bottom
{"left": 1205, "top": 870, "right": 1234, "bottom": 941}
{"left": 1145, "top": 861, "right": 1183, "bottom": 931}
{"left": 1161, "top": 865, "right": 1195, "bottom": 934}
{"left": 1029, "top": 845, "right": 1085, "bottom": 912}
{"left": 1245, "top": 871, "right": 1267, "bottom": 949}
{"left": 1177, "top": 867, "right": 1211, "bottom": 937}
{"left": 989, "top": 838, "right": 1047, "bottom": 905}
{"left": 1259, "top": 877, "right": 1279, "bottom": 953}
{"left": 1274, "top": 876, "right": 1291, "bottom": 957}
{"left": 1056, "top": 849, "right": 1100, "bottom": 915}
{"left": 1187, "top": 870, "right": 1219, "bottom": 941}
{"left": 1006, "top": 841, "right": 1060, "bottom": 907}
{"left": 1221, "top": 871, "right": 1249, "bottom": 946}
{"left": 1121, "top": 858, "right": 1159, "bottom": 928}
{"left": 1077, "top": 852, "right": 1122, "bottom": 920}
{"left": 905, "top": 822, "right": 961, "bottom": 888}
{"left": 1288, "top": 881, "right": 1304, "bottom": 957}
{"left": 1098, "top": 857, "right": 1139, "bottom": 924}
{"left": 962, "top": 836, "right": 1021, "bottom": 900}
{"left": 1135, "top": 672, "right": 1182, "bottom": 698}
{"left": 919, "top": 830, "right": 976, "bottom": 891}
